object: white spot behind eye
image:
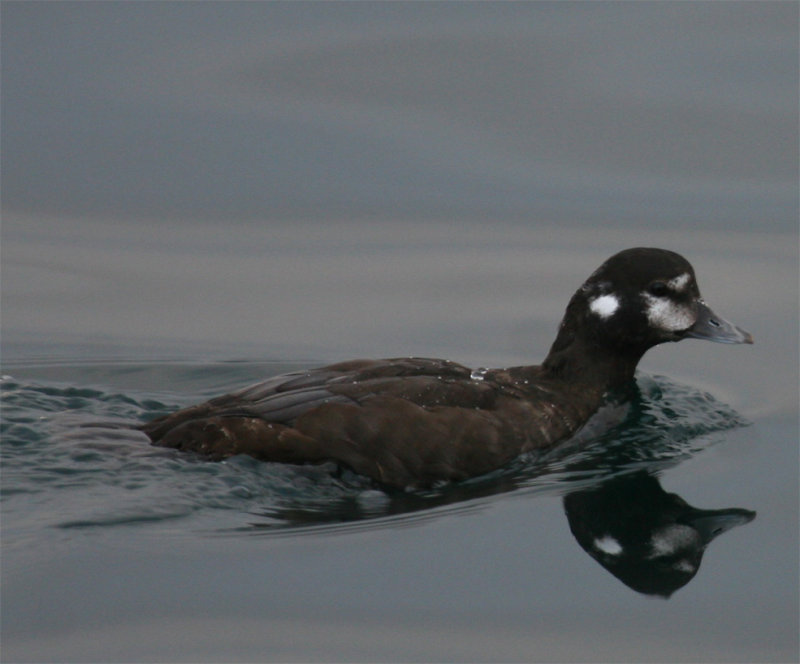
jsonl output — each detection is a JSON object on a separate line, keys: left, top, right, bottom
{"left": 668, "top": 272, "right": 691, "bottom": 292}
{"left": 589, "top": 294, "right": 620, "bottom": 319}
{"left": 642, "top": 293, "right": 694, "bottom": 331}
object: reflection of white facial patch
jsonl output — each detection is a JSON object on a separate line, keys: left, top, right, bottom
{"left": 643, "top": 293, "right": 694, "bottom": 331}
{"left": 589, "top": 294, "right": 620, "bottom": 319}
{"left": 668, "top": 272, "right": 691, "bottom": 292}
{"left": 594, "top": 535, "right": 623, "bottom": 556}
{"left": 647, "top": 525, "right": 700, "bottom": 574}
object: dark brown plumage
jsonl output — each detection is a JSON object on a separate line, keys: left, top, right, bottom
{"left": 141, "top": 248, "right": 752, "bottom": 488}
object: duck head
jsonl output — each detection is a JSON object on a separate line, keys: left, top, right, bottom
{"left": 544, "top": 248, "right": 753, "bottom": 386}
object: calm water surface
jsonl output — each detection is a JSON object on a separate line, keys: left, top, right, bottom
{"left": 2, "top": 3, "right": 798, "bottom": 662}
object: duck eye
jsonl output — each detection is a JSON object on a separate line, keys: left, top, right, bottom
{"left": 648, "top": 281, "right": 669, "bottom": 297}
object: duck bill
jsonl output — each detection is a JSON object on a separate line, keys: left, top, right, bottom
{"left": 685, "top": 300, "right": 754, "bottom": 344}
{"left": 688, "top": 508, "right": 756, "bottom": 546}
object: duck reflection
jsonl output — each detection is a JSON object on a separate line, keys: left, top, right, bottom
{"left": 563, "top": 470, "right": 755, "bottom": 597}
{"left": 256, "top": 463, "right": 755, "bottom": 597}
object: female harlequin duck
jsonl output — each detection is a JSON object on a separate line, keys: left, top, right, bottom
{"left": 142, "top": 248, "right": 752, "bottom": 488}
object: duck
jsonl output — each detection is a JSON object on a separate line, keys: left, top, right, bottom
{"left": 141, "top": 248, "right": 752, "bottom": 489}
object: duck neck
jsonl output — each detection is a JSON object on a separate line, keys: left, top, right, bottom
{"left": 541, "top": 334, "right": 644, "bottom": 392}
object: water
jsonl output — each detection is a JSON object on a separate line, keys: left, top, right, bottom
{"left": 2, "top": 3, "right": 798, "bottom": 662}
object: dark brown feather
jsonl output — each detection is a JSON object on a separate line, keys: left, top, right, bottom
{"left": 141, "top": 357, "right": 602, "bottom": 488}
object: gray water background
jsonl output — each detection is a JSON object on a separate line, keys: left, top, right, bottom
{"left": 2, "top": 3, "right": 798, "bottom": 662}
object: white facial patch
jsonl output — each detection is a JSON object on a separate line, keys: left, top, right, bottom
{"left": 589, "top": 294, "right": 620, "bottom": 320}
{"left": 642, "top": 293, "right": 694, "bottom": 331}
{"left": 667, "top": 272, "right": 691, "bottom": 292}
